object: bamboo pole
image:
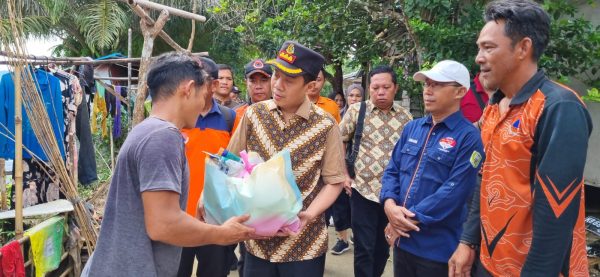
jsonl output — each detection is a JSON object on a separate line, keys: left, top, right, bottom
{"left": 0, "top": 159, "right": 6, "bottom": 211}
{"left": 14, "top": 68, "right": 23, "bottom": 239}
{"left": 128, "top": 28, "right": 133, "bottom": 132}
{"left": 4, "top": 0, "right": 98, "bottom": 252}
{"left": 126, "top": 0, "right": 206, "bottom": 22}
{"left": 109, "top": 126, "right": 115, "bottom": 170}
{"left": 94, "top": 76, "right": 139, "bottom": 81}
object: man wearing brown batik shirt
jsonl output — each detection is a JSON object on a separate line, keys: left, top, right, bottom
{"left": 225, "top": 41, "right": 346, "bottom": 277}
{"left": 339, "top": 65, "right": 412, "bottom": 277}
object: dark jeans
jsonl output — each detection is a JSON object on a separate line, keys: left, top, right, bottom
{"left": 393, "top": 247, "right": 448, "bottom": 277}
{"left": 243, "top": 253, "right": 325, "bottom": 277}
{"left": 474, "top": 261, "right": 493, "bottom": 277}
{"left": 177, "top": 244, "right": 234, "bottom": 277}
{"left": 332, "top": 190, "right": 351, "bottom": 232}
{"left": 351, "top": 189, "right": 389, "bottom": 277}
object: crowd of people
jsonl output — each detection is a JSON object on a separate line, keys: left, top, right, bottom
{"left": 81, "top": 0, "right": 593, "bottom": 276}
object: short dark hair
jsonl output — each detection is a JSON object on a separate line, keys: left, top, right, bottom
{"left": 328, "top": 91, "right": 345, "bottom": 103}
{"left": 484, "top": 0, "right": 550, "bottom": 61}
{"left": 147, "top": 52, "right": 205, "bottom": 102}
{"left": 199, "top": 57, "right": 219, "bottom": 79}
{"left": 217, "top": 64, "right": 234, "bottom": 76}
{"left": 369, "top": 65, "right": 397, "bottom": 85}
{"left": 302, "top": 72, "right": 317, "bottom": 84}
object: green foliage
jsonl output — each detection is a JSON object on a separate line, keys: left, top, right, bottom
{"left": 583, "top": 88, "right": 600, "bottom": 103}
{"left": 76, "top": 0, "right": 128, "bottom": 54}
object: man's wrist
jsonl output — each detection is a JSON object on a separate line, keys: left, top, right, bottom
{"left": 459, "top": 240, "right": 479, "bottom": 250}
{"left": 384, "top": 198, "right": 397, "bottom": 208}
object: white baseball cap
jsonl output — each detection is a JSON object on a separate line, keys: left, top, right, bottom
{"left": 413, "top": 60, "right": 470, "bottom": 89}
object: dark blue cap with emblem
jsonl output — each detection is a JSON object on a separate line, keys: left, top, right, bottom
{"left": 266, "top": 41, "right": 325, "bottom": 77}
{"left": 244, "top": 59, "right": 272, "bottom": 78}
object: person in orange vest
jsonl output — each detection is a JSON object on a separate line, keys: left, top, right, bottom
{"left": 307, "top": 69, "right": 341, "bottom": 123}
{"left": 232, "top": 59, "right": 273, "bottom": 132}
{"left": 178, "top": 57, "right": 238, "bottom": 277}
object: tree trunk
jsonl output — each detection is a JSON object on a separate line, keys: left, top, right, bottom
{"left": 132, "top": 10, "right": 170, "bottom": 126}
{"left": 331, "top": 63, "right": 344, "bottom": 95}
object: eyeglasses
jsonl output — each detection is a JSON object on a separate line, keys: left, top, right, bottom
{"left": 423, "top": 81, "right": 462, "bottom": 89}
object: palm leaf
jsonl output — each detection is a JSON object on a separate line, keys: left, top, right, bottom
{"left": 76, "top": 0, "right": 128, "bottom": 53}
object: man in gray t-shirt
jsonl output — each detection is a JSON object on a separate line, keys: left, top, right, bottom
{"left": 82, "top": 52, "right": 255, "bottom": 277}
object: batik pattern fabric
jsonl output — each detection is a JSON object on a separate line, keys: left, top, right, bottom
{"left": 339, "top": 101, "right": 412, "bottom": 203}
{"left": 243, "top": 101, "right": 336, "bottom": 262}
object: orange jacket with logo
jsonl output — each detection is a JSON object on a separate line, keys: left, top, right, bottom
{"left": 470, "top": 71, "right": 591, "bottom": 276}
{"left": 180, "top": 102, "right": 234, "bottom": 216}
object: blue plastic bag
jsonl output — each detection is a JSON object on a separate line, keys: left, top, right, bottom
{"left": 202, "top": 149, "right": 302, "bottom": 236}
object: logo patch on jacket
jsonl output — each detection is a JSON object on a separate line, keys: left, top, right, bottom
{"left": 438, "top": 137, "right": 456, "bottom": 152}
{"left": 470, "top": 151, "right": 482, "bottom": 168}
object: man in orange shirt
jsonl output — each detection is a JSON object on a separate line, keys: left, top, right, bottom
{"left": 232, "top": 59, "right": 273, "bottom": 132}
{"left": 178, "top": 57, "right": 237, "bottom": 277}
{"left": 449, "top": 1, "right": 591, "bottom": 276}
{"left": 307, "top": 69, "right": 341, "bottom": 123}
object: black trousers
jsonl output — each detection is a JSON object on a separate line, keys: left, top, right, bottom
{"left": 393, "top": 247, "right": 448, "bottom": 277}
{"left": 243, "top": 253, "right": 325, "bottom": 277}
{"left": 237, "top": 242, "right": 246, "bottom": 277}
{"left": 351, "top": 189, "right": 389, "bottom": 277}
{"left": 332, "top": 190, "right": 352, "bottom": 232}
{"left": 177, "top": 244, "right": 234, "bottom": 277}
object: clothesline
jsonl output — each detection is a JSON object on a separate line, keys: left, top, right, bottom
{"left": 0, "top": 51, "right": 209, "bottom": 66}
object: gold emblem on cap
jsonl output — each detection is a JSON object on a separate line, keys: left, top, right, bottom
{"left": 278, "top": 43, "right": 297, "bottom": 64}
{"left": 286, "top": 43, "right": 295, "bottom": 54}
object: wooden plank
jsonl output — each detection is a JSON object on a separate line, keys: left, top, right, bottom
{"left": 126, "top": 0, "right": 206, "bottom": 22}
{"left": 96, "top": 80, "right": 129, "bottom": 105}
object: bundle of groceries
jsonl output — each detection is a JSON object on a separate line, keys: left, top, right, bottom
{"left": 203, "top": 148, "right": 302, "bottom": 236}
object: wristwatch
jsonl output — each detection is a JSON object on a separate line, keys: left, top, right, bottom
{"left": 460, "top": 240, "right": 479, "bottom": 250}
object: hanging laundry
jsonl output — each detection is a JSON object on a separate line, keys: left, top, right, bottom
{"left": 24, "top": 216, "right": 65, "bottom": 277}
{"left": 113, "top": 86, "right": 122, "bottom": 139}
{"left": 10, "top": 158, "right": 64, "bottom": 209}
{"left": 76, "top": 94, "right": 97, "bottom": 186}
{"left": 53, "top": 71, "right": 82, "bottom": 185}
{"left": 0, "top": 70, "right": 66, "bottom": 161}
{"left": 0, "top": 240, "right": 25, "bottom": 277}
{"left": 94, "top": 82, "right": 108, "bottom": 138}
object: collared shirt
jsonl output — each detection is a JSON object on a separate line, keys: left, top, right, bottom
{"left": 380, "top": 111, "right": 483, "bottom": 263}
{"left": 463, "top": 70, "right": 591, "bottom": 276}
{"left": 460, "top": 73, "right": 490, "bottom": 123}
{"left": 229, "top": 99, "right": 345, "bottom": 185}
{"left": 227, "top": 98, "right": 346, "bottom": 262}
{"left": 180, "top": 99, "right": 235, "bottom": 216}
{"left": 0, "top": 70, "right": 65, "bottom": 160}
{"left": 339, "top": 101, "right": 412, "bottom": 203}
{"left": 314, "top": 96, "right": 341, "bottom": 123}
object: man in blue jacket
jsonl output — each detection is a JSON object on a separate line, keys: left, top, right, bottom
{"left": 380, "top": 60, "right": 484, "bottom": 277}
